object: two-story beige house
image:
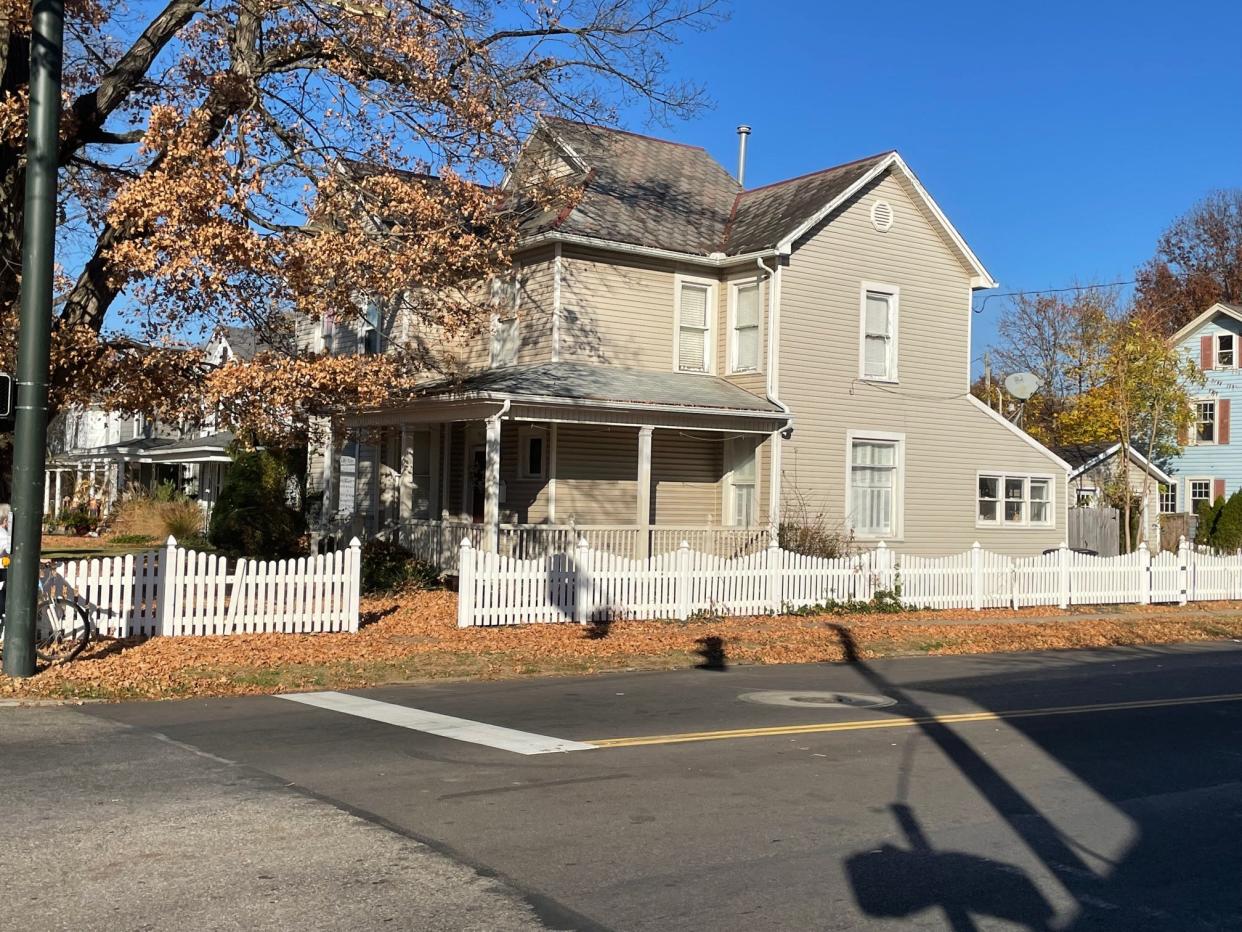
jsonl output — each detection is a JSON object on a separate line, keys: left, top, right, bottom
{"left": 319, "top": 118, "right": 1068, "bottom": 560}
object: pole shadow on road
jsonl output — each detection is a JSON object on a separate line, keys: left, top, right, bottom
{"left": 830, "top": 624, "right": 1242, "bottom": 931}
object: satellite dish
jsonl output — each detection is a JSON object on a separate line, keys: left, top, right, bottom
{"left": 1005, "top": 372, "right": 1043, "bottom": 401}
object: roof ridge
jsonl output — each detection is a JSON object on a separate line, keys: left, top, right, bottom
{"left": 739, "top": 150, "right": 895, "bottom": 196}
{"left": 542, "top": 115, "right": 710, "bottom": 153}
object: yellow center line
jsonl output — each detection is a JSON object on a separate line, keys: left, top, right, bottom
{"left": 587, "top": 692, "right": 1242, "bottom": 748}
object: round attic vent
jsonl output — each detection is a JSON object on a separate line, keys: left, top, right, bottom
{"left": 870, "top": 200, "right": 895, "bottom": 232}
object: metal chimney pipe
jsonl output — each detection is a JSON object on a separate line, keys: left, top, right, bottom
{"left": 736, "top": 124, "right": 751, "bottom": 186}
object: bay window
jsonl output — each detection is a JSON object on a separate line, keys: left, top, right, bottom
{"left": 731, "top": 281, "right": 761, "bottom": 372}
{"left": 677, "top": 279, "right": 713, "bottom": 373}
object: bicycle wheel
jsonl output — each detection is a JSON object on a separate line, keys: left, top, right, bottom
{"left": 35, "top": 597, "right": 91, "bottom": 664}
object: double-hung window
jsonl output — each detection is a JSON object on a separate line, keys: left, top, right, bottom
{"left": 1195, "top": 399, "right": 1217, "bottom": 444}
{"left": 977, "top": 473, "right": 1054, "bottom": 526}
{"left": 1189, "top": 479, "right": 1213, "bottom": 513}
{"left": 731, "top": 281, "right": 761, "bottom": 372}
{"left": 849, "top": 438, "right": 900, "bottom": 536}
{"left": 490, "top": 274, "right": 519, "bottom": 367}
{"left": 360, "top": 300, "right": 382, "bottom": 355}
{"left": 727, "top": 438, "right": 757, "bottom": 527}
{"left": 860, "top": 286, "right": 898, "bottom": 381}
{"left": 677, "top": 279, "right": 713, "bottom": 373}
{"left": 1218, "top": 334, "right": 1236, "bottom": 368}
{"left": 518, "top": 427, "right": 547, "bottom": 480}
{"left": 1159, "top": 483, "right": 1177, "bottom": 514}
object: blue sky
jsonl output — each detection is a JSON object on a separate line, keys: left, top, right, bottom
{"left": 620, "top": 0, "right": 1242, "bottom": 374}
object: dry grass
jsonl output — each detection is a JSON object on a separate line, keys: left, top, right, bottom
{"left": 4, "top": 592, "right": 1242, "bottom": 702}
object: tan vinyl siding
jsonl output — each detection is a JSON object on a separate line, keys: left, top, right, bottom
{"left": 515, "top": 248, "right": 556, "bottom": 366}
{"left": 651, "top": 431, "right": 722, "bottom": 524}
{"left": 777, "top": 169, "right": 1067, "bottom": 555}
{"left": 500, "top": 421, "right": 551, "bottom": 523}
{"left": 555, "top": 424, "right": 639, "bottom": 523}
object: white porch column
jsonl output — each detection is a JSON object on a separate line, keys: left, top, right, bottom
{"left": 322, "top": 424, "right": 336, "bottom": 529}
{"left": 399, "top": 425, "right": 411, "bottom": 528}
{"left": 637, "top": 427, "right": 653, "bottom": 559}
{"left": 440, "top": 423, "right": 452, "bottom": 519}
{"left": 484, "top": 415, "right": 501, "bottom": 552}
{"left": 768, "top": 430, "right": 784, "bottom": 534}
{"left": 43, "top": 469, "right": 51, "bottom": 516}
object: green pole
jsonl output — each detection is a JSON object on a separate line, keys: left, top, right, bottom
{"left": 3, "top": 0, "right": 64, "bottom": 677}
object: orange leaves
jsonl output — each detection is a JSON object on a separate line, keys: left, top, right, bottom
{"left": 4, "top": 590, "right": 1242, "bottom": 702}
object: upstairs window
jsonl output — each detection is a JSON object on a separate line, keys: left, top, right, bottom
{"left": 860, "top": 286, "right": 898, "bottom": 381}
{"left": 491, "top": 318, "right": 519, "bottom": 367}
{"left": 731, "top": 282, "right": 761, "bottom": 372}
{"left": 1219, "top": 334, "right": 1236, "bottom": 368}
{"left": 360, "top": 300, "right": 382, "bottom": 355}
{"left": 1195, "top": 399, "right": 1217, "bottom": 444}
{"left": 677, "top": 280, "right": 713, "bottom": 373}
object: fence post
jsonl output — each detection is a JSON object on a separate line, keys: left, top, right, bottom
{"left": 347, "top": 537, "right": 362, "bottom": 632}
{"left": 456, "top": 537, "right": 475, "bottom": 628}
{"left": 767, "top": 539, "right": 783, "bottom": 615}
{"left": 971, "top": 541, "right": 983, "bottom": 611}
{"left": 157, "top": 535, "right": 178, "bottom": 636}
{"left": 875, "top": 541, "right": 891, "bottom": 597}
{"left": 573, "top": 536, "right": 591, "bottom": 624}
{"left": 1139, "top": 542, "right": 1152, "bottom": 606}
{"left": 1178, "top": 535, "right": 1189, "bottom": 606}
{"left": 676, "top": 539, "right": 691, "bottom": 621}
{"left": 1058, "top": 541, "right": 1070, "bottom": 610}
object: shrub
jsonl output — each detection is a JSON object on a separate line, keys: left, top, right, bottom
{"left": 777, "top": 485, "right": 852, "bottom": 558}
{"left": 56, "top": 505, "right": 95, "bottom": 535}
{"left": 360, "top": 538, "right": 438, "bottom": 594}
{"left": 208, "top": 450, "right": 305, "bottom": 558}
{"left": 1196, "top": 496, "right": 1225, "bottom": 547}
{"left": 162, "top": 499, "right": 205, "bottom": 540}
{"left": 109, "top": 533, "right": 156, "bottom": 546}
{"left": 1211, "top": 490, "right": 1242, "bottom": 551}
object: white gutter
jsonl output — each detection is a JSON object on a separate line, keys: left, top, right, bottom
{"left": 758, "top": 256, "right": 792, "bottom": 427}
{"left": 521, "top": 230, "right": 780, "bottom": 269}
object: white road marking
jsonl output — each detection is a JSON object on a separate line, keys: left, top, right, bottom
{"left": 278, "top": 691, "right": 597, "bottom": 755}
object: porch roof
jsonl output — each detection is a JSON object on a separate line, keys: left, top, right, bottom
{"left": 53, "top": 431, "right": 234, "bottom": 466}
{"left": 415, "top": 362, "right": 785, "bottom": 415}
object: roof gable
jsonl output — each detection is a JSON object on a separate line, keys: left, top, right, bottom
{"left": 1169, "top": 301, "right": 1242, "bottom": 345}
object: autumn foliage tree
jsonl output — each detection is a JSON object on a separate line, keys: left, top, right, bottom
{"left": 1135, "top": 189, "right": 1242, "bottom": 334}
{"left": 1055, "top": 312, "right": 1202, "bottom": 552}
{"left": 0, "top": 0, "right": 723, "bottom": 478}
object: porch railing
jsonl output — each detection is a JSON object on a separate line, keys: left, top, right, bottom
{"left": 384, "top": 519, "right": 772, "bottom": 573}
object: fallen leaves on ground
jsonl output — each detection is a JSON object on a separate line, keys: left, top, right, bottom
{"left": 3, "top": 592, "right": 1242, "bottom": 701}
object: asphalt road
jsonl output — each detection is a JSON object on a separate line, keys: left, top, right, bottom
{"left": 15, "top": 641, "right": 1242, "bottom": 931}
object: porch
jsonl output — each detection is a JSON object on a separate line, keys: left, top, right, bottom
{"left": 321, "top": 362, "right": 791, "bottom": 569}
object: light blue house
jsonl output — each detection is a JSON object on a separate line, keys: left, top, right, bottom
{"left": 1166, "top": 301, "right": 1242, "bottom": 515}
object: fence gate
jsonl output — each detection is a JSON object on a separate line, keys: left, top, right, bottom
{"left": 1069, "top": 507, "right": 1120, "bottom": 557}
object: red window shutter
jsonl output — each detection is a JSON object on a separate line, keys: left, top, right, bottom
{"left": 1221, "top": 398, "right": 1231, "bottom": 445}
{"left": 1214, "top": 478, "right": 1227, "bottom": 502}
{"left": 1202, "top": 335, "right": 1214, "bottom": 370}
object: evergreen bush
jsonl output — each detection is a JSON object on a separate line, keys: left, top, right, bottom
{"left": 207, "top": 450, "right": 305, "bottom": 558}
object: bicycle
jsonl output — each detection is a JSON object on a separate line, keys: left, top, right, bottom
{"left": 0, "top": 556, "right": 93, "bottom": 665}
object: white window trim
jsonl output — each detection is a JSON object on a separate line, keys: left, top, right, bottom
{"left": 725, "top": 436, "right": 758, "bottom": 527}
{"left": 975, "top": 470, "right": 1056, "bottom": 529}
{"left": 518, "top": 426, "right": 548, "bottom": 480}
{"left": 1215, "top": 332, "right": 1238, "bottom": 369}
{"left": 857, "top": 281, "right": 900, "bottom": 383}
{"left": 673, "top": 273, "right": 717, "bottom": 375}
{"left": 844, "top": 430, "right": 905, "bottom": 541}
{"left": 1158, "top": 482, "right": 1178, "bottom": 514}
{"left": 1192, "top": 396, "right": 1218, "bottom": 446}
{"left": 727, "top": 277, "right": 763, "bottom": 375}
{"left": 1186, "top": 476, "right": 1215, "bottom": 513}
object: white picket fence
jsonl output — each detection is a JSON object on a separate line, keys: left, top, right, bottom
{"left": 456, "top": 536, "right": 1233, "bottom": 627}
{"left": 39, "top": 536, "right": 362, "bottom": 637}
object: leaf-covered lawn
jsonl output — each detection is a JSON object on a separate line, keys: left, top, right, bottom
{"left": 3, "top": 591, "right": 1241, "bottom": 702}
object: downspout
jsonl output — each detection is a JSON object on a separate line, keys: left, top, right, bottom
{"left": 758, "top": 256, "right": 791, "bottom": 536}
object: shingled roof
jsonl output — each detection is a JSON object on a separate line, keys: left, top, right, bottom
{"left": 522, "top": 117, "right": 897, "bottom": 258}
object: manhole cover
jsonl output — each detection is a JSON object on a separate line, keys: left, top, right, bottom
{"left": 738, "top": 690, "right": 897, "bottom": 710}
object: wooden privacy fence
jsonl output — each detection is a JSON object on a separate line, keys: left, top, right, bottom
{"left": 456, "top": 536, "right": 1230, "bottom": 627}
{"left": 41, "top": 536, "right": 362, "bottom": 637}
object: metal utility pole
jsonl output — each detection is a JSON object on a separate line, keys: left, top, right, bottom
{"left": 4, "top": 0, "right": 64, "bottom": 678}
{"left": 983, "top": 352, "right": 994, "bottom": 411}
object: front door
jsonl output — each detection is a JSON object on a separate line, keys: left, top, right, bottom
{"left": 469, "top": 446, "right": 486, "bottom": 523}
